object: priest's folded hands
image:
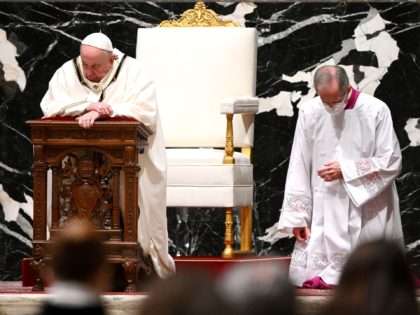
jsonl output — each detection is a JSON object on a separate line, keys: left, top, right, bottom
{"left": 317, "top": 160, "right": 343, "bottom": 182}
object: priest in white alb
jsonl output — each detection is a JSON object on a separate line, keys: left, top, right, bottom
{"left": 278, "top": 65, "right": 403, "bottom": 288}
{"left": 40, "top": 33, "right": 175, "bottom": 278}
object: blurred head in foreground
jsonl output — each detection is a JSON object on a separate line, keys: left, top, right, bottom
{"left": 218, "top": 262, "right": 296, "bottom": 315}
{"left": 38, "top": 220, "right": 109, "bottom": 315}
{"left": 51, "top": 220, "right": 109, "bottom": 291}
{"left": 320, "top": 239, "right": 417, "bottom": 315}
{"left": 139, "top": 271, "right": 228, "bottom": 315}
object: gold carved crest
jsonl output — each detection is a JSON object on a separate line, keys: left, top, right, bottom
{"left": 159, "top": 2, "right": 239, "bottom": 27}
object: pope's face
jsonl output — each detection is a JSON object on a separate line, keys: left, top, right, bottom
{"left": 80, "top": 45, "right": 114, "bottom": 83}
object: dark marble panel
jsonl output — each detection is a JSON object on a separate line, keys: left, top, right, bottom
{"left": 0, "top": 2, "right": 419, "bottom": 280}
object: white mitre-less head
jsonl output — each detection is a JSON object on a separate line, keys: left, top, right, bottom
{"left": 81, "top": 33, "right": 113, "bottom": 52}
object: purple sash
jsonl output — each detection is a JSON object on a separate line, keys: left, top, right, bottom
{"left": 344, "top": 87, "right": 360, "bottom": 110}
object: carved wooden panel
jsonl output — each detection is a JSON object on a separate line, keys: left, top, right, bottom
{"left": 57, "top": 153, "right": 114, "bottom": 230}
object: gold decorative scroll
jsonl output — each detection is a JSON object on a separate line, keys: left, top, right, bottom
{"left": 159, "top": 2, "right": 239, "bottom": 27}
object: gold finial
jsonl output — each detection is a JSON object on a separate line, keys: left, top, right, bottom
{"left": 159, "top": 2, "right": 239, "bottom": 27}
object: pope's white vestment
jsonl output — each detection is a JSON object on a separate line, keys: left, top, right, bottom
{"left": 278, "top": 91, "right": 403, "bottom": 286}
{"left": 41, "top": 49, "right": 175, "bottom": 278}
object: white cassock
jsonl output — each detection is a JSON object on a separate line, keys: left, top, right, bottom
{"left": 277, "top": 91, "right": 403, "bottom": 286}
{"left": 40, "top": 49, "right": 175, "bottom": 278}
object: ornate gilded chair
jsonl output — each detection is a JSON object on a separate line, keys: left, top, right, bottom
{"left": 136, "top": 2, "right": 258, "bottom": 258}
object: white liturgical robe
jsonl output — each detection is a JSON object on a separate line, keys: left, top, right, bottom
{"left": 278, "top": 91, "right": 403, "bottom": 286}
{"left": 40, "top": 49, "right": 175, "bottom": 278}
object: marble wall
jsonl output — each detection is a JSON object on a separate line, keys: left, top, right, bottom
{"left": 0, "top": 1, "right": 419, "bottom": 280}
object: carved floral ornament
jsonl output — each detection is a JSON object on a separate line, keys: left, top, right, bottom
{"left": 159, "top": 2, "right": 238, "bottom": 28}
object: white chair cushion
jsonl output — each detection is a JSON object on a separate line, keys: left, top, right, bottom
{"left": 166, "top": 148, "right": 253, "bottom": 207}
{"left": 167, "top": 186, "right": 252, "bottom": 208}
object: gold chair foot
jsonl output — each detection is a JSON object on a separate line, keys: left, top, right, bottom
{"left": 222, "top": 246, "right": 234, "bottom": 259}
{"left": 223, "top": 207, "right": 234, "bottom": 259}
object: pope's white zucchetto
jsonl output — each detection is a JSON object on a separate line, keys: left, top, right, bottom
{"left": 81, "top": 33, "right": 113, "bottom": 52}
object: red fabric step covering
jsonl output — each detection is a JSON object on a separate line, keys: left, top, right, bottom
{"left": 22, "top": 257, "right": 290, "bottom": 287}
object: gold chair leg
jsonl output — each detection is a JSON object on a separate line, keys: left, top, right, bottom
{"left": 222, "top": 207, "right": 234, "bottom": 258}
{"left": 223, "top": 114, "right": 235, "bottom": 164}
{"left": 240, "top": 206, "right": 252, "bottom": 251}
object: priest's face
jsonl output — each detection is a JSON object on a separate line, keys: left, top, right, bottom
{"left": 317, "top": 79, "right": 351, "bottom": 107}
{"left": 80, "top": 45, "right": 114, "bottom": 83}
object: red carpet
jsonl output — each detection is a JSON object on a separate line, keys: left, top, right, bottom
{"left": 174, "top": 256, "right": 290, "bottom": 276}
{"left": 0, "top": 282, "right": 33, "bottom": 294}
{"left": 20, "top": 256, "right": 291, "bottom": 289}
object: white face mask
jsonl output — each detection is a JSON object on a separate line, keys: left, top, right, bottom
{"left": 322, "top": 100, "right": 346, "bottom": 115}
{"left": 322, "top": 92, "right": 348, "bottom": 115}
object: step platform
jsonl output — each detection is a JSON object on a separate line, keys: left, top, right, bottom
{"left": 1, "top": 256, "right": 418, "bottom": 315}
{"left": 21, "top": 256, "right": 291, "bottom": 287}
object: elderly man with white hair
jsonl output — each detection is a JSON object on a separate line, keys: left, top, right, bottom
{"left": 40, "top": 32, "right": 175, "bottom": 278}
